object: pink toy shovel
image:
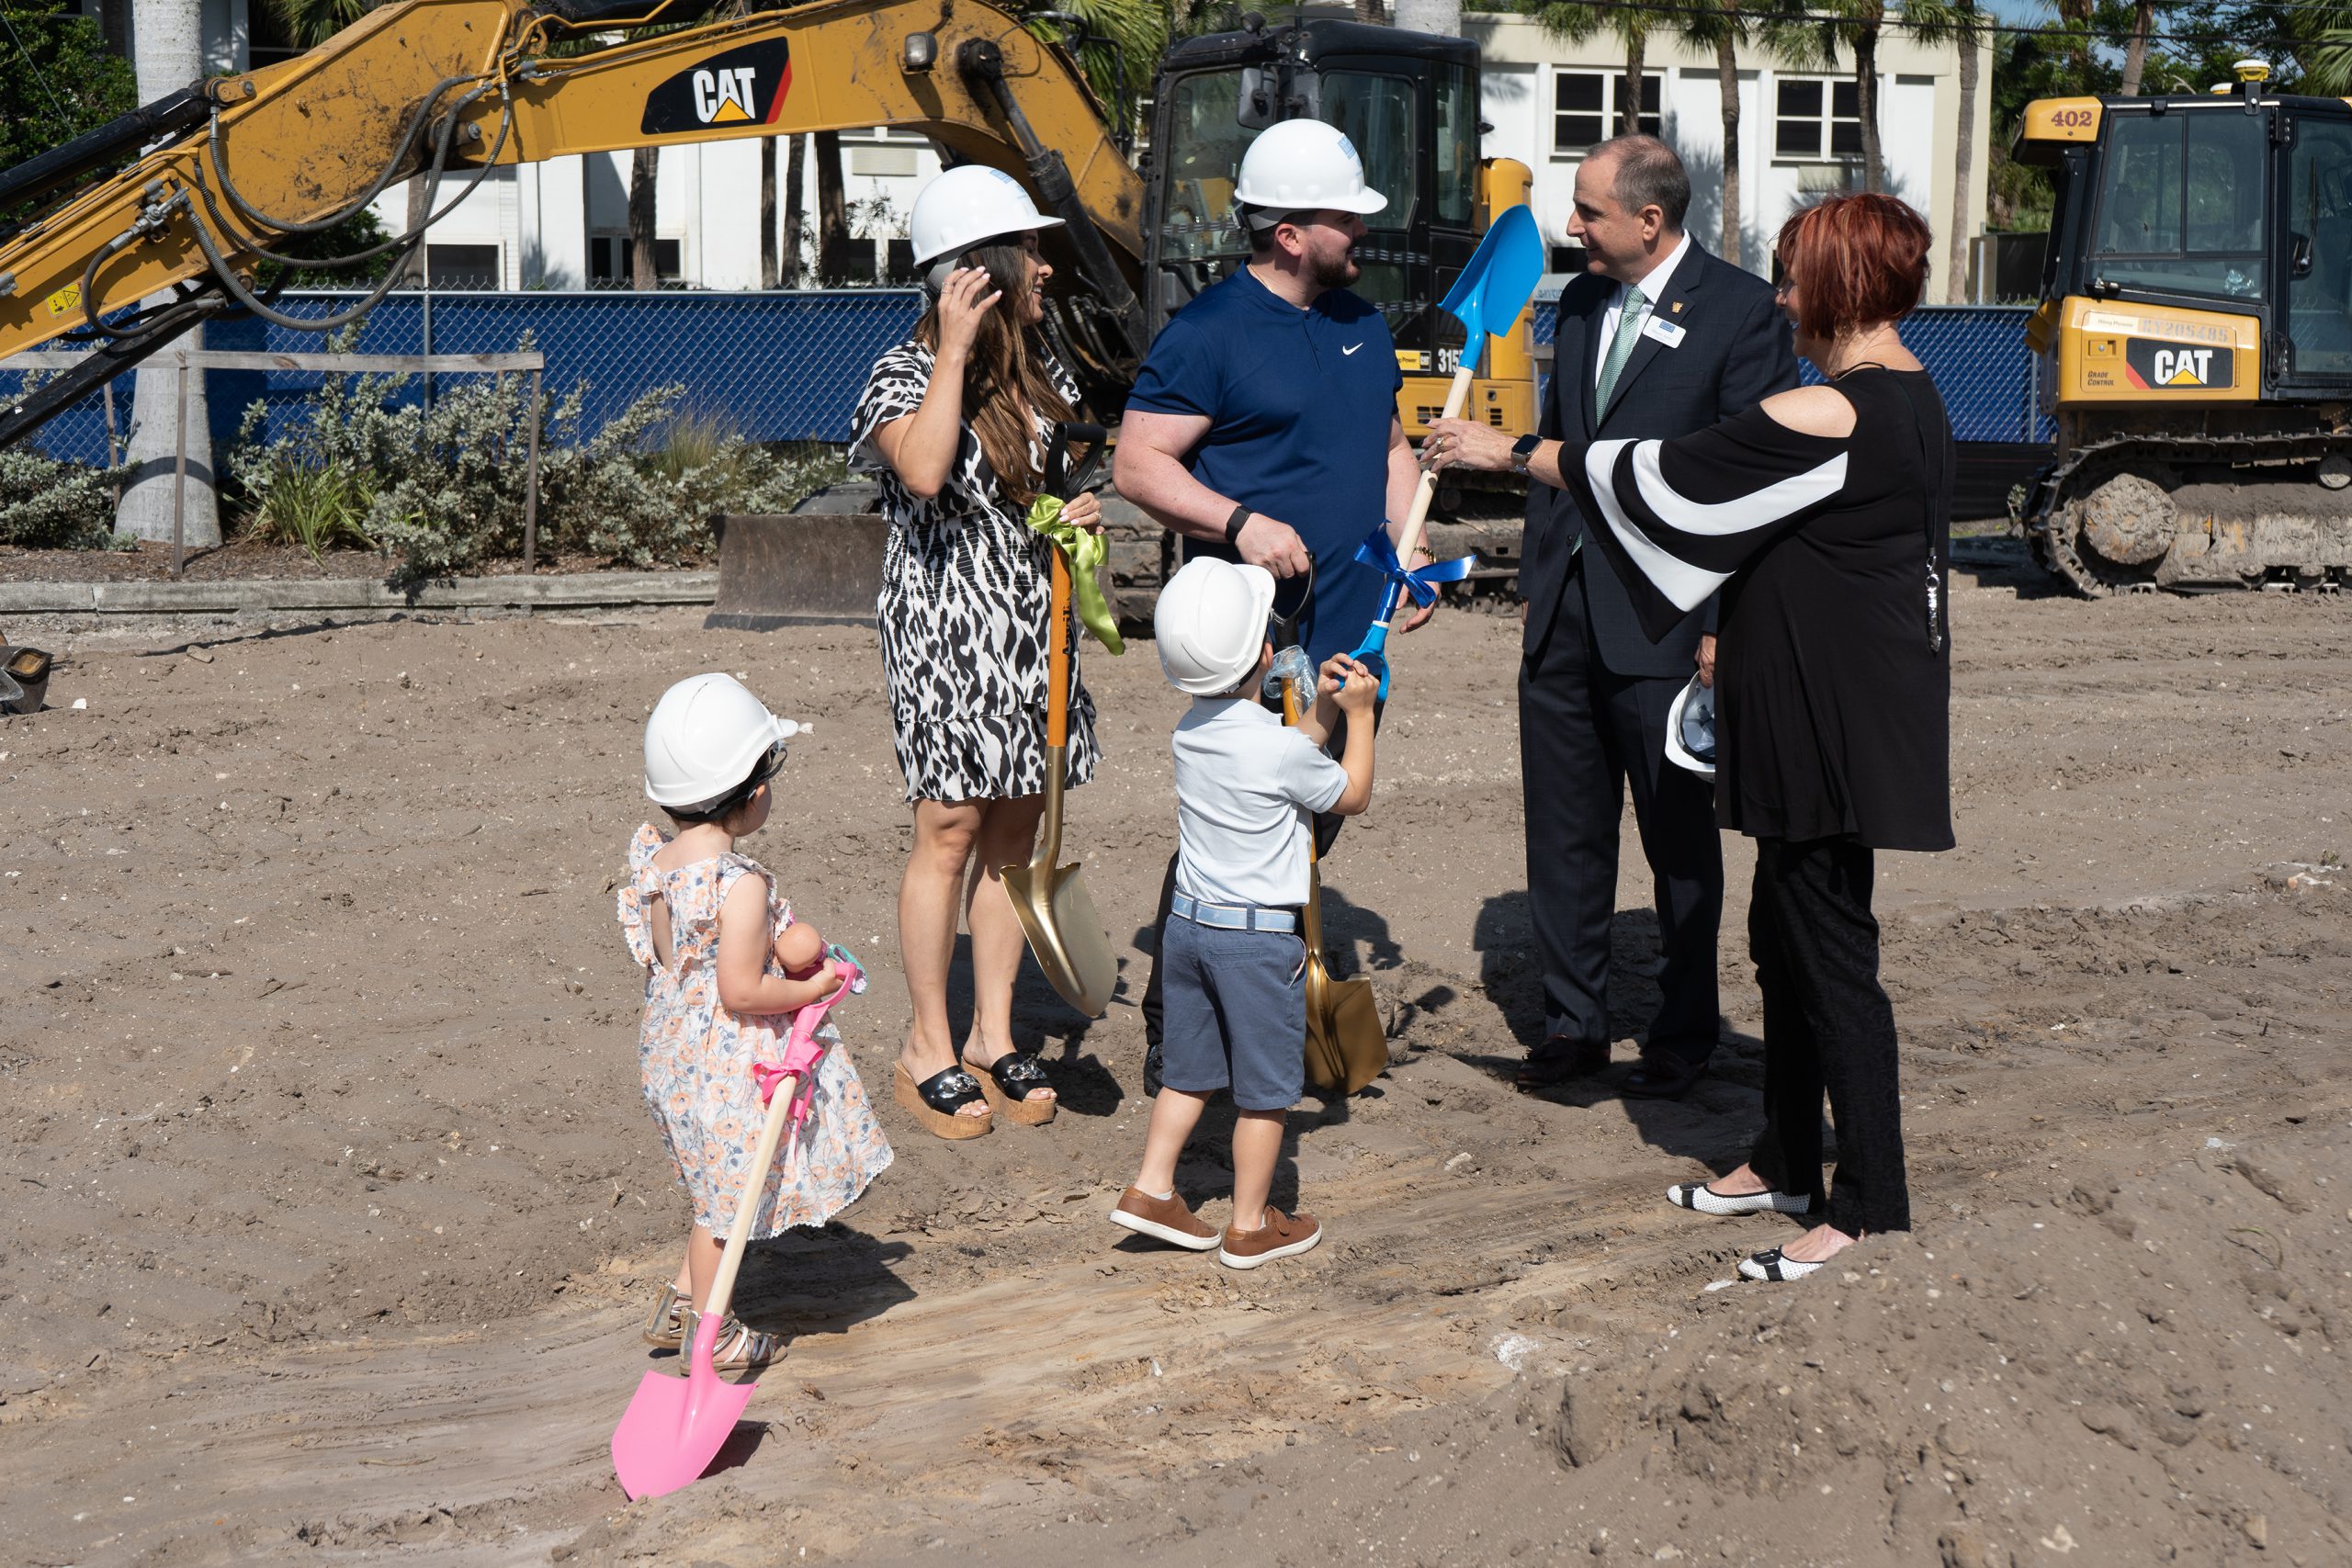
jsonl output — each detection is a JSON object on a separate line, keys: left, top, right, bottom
{"left": 611, "top": 947, "right": 865, "bottom": 1501}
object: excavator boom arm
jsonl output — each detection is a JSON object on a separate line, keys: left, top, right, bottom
{"left": 0, "top": 0, "right": 1147, "bottom": 418}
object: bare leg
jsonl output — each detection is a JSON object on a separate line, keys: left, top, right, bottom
{"left": 683, "top": 1224, "right": 725, "bottom": 1310}
{"left": 1228, "top": 1110, "right": 1287, "bottom": 1234}
{"left": 964, "top": 794, "right": 1053, "bottom": 1103}
{"left": 1133, "top": 1088, "right": 1211, "bottom": 1196}
{"left": 896, "top": 798, "right": 988, "bottom": 1119}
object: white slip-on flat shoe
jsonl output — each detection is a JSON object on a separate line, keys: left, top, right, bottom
{"left": 1738, "top": 1247, "right": 1826, "bottom": 1282}
{"left": 1667, "top": 1181, "right": 1815, "bottom": 1217}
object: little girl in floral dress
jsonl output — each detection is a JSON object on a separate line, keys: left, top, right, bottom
{"left": 619, "top": 673, "right": 893, "bottom": 1371}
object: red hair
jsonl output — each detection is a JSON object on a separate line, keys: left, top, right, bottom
{"left": 1773, "top": 193, "right": 1933, "bottom": 340}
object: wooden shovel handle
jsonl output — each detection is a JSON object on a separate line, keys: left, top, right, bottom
{"left": 700, "top": 1069, "right": 797, "bottom": 1321}
{"left": 1391, "top": 365, "right": 1478, "bottom": 573}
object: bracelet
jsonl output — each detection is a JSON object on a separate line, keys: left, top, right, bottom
{"left": 1222, "top": 503, "right": 1252, "bottom": 547}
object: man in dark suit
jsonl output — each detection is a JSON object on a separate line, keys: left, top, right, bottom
{"left": 1424, "top": 134, "right": 1799, "bottom": 1099}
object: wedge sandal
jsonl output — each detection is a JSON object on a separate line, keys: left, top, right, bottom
{"left": 640, "top": 1282, "right": 689, "bottom": 1348}
{"left": 961, "top": 1049, "right": 1057, "bottom": 1126}
{"left": 893, "top": 1060, "right": 993, "bottom": 1140}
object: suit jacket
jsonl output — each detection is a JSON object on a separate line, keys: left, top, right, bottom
{"left": 1522, "top": 243, "right": 1801, "bottom": 678}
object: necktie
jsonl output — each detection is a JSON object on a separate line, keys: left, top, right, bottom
{"left": 1573, "top": 285, "right": 1648, "bottom": 558}
{"left": 1595, "top": 285, "right": 1648, "bottom": 415}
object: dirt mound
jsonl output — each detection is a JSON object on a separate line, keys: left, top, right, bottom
{"left": 1550, "top": 1131, "right": 2352, "bottom": 1566}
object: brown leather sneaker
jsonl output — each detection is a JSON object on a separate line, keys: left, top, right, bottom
{"left": 1109, "top": 1186, "right": 1220, "bottom": 1251}
{"left": 1217, "top": 1207, "right": 1322, "bottom": 1269}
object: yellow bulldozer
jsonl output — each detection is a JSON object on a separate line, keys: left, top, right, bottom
{"left": 0, "top": 0, "right": 1534, "bottom": 476}
{"left": 2012, "top": 62, "right": 2352, "bottom": 594}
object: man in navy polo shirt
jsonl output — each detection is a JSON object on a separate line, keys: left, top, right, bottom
{"left": 1114, "top": 117, "right": 1432, "bottom": 1088}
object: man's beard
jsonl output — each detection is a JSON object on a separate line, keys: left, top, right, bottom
{"left": 1310, "top": 243, "right": 1361, "bottom": 290}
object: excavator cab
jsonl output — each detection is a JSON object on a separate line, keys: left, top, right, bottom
{"left": 2012, "top": 69, "right": 2352, "bottom": 593}
{"left": 1142, "top": 17, "right": 1532, "bottom": 443}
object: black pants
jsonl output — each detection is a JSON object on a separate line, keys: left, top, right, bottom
{"left": 1141, "top": 702, "right": 1374, "bottom": 1051}
{"left": 1520, "top": 596, "right": 1722, "bottom": 1064}
{"left": 1745, "top": 837, "right": 1912, "bottom": 1236}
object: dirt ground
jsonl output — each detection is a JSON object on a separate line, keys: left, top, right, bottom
{"left": 4, "top": 543, "right": 2349, "bottom": 1567}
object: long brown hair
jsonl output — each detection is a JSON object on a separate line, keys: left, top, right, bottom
{"left": 914, "top": 238, "right": 1074, "bottom": 508}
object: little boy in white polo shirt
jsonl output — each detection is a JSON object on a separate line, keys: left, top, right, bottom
{"left": 1111, "top": 557, "right": 1378, "bottom": 1269}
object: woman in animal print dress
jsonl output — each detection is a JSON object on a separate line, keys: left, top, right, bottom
{"left": 849, "top": 167, "right": 1099, "bottom": 1140}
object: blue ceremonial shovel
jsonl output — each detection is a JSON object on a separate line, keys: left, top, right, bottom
{"left": 1349, "top": 203, "right": 1546, "bottom": 697}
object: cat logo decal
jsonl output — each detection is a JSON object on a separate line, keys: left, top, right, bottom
{"left": 641, "top": 40, "right": 791, "bottom": 135}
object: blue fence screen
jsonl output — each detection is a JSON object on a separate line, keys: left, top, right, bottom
{"left": 12, "top": 289, "right": 2050, "bottom": 465}
{"left": 1532, "top": 296, "right": 2052, "bottom": 445}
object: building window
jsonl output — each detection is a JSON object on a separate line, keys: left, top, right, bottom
{"left": 1774, "top": 79, "right": 1863, "bottom": 161}
{"left": 1553, "top": 71, "right": 1660, "bottom": 156}
{"left": 590, "top": 236, "right": 683, "bottom": 286}
{"left": 424, "top": 244, "right": 501, "bottom": 289}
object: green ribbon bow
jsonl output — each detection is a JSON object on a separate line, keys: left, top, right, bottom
{"left": 1026, "top": 496, "right": 1125, "bottom": 656}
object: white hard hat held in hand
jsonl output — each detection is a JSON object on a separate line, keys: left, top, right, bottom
{"left": 643, "top": 672, "right": 801, "bottom": 812}
{"left": 909, "top": 164, "right": 1066, "bottom": 287}
{"left": 1234, "top": 119, "right": 1389, "bottom": 226}
{"left": 1155, "top": 557, "right": 1277, "bottom": 696}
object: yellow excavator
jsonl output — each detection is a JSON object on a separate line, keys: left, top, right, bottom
{"left": 0, "top": 0, "right": 1535, "bottom": 457}
{"left": 2012, "top": 62, "right": 2352, "bottom": 593}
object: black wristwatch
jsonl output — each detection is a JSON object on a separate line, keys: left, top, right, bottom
{"left": 1222, "top": 502, "right": 1253, "bottom": 546}
{"left": 1509, "top": 434, "right": 1543, "bottom": 477}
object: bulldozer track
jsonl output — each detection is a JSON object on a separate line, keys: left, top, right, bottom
{"left": 2023, "top": 430, "right": 2352, "bottom": 597}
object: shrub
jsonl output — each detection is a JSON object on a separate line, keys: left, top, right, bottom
{"left": 232, "top": 340, "right": 848, "bottom": 581}
{"left": 0, "top": 447, "right": 126, "bottom": 548}
{"left": 248, "top": 459, "right": 375, "bottom": 560}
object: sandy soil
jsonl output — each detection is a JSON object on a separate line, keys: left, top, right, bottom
{"left": 3, "top": 544, "right": 2348, "bottom": 1567}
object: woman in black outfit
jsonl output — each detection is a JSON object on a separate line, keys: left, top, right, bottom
{"left": 1423, "top": 192, "right": 1953, "bottom": 1280}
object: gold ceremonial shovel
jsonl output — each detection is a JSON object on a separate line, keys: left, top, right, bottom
{"left": 1001, "top": 424, "right": 1118, "bottom": 1016}
{"left": 1278, "top": 658, "right": 1386, "bottom": 1095}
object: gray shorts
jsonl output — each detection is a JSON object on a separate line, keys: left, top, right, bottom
{"left": 1158, "top": 912, "right": 1306, "bottom": 1111}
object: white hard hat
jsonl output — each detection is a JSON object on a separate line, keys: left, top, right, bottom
{"left": 1664, "top": 673, "right": 1716, "bottom": 779}
{"left": 1155, "top": 556, "right": 1277, "bottom": 696}
{"left": 643, "top": 672, "right": 800, "bottom": 811}
{"left": 909, "top": 164, "right": 1065, "bottom": 271}
{"left": 1234, "top": 119, "right": 1389, "bottom": 225}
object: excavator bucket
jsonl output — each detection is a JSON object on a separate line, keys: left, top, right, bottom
{"left": 704, "top": 495, "right": 889, "bottom": 630}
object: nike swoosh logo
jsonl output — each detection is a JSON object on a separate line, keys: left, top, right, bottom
{"left": 1342, "top": 344, "right": 1363, "bottom": 355}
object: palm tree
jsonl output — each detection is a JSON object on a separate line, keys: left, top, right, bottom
{"left": 783, "top": 134, "right": 808, "bottom": 286}
{"left": 815, "top": 130, "right": 849, "bottom": 281}
{"left": 1906, "top": 0, "right": 1992, "bottom": 301}
{"left": 1027, "top": 0, "right": 1170, "bottom": 140}
{"left": 2118, "top": 0, "right": 2157, "bottom": 95}
{"left": 1779, "top": 0, "right": 1885, "bottom": 194}
{"left": 119, "top": 0, "right": 219, "bottom": 546}
{"left": 628, "top": 147, "right": 661, "bottom": 288}
{"left": 1680, "top": 0, "right": 1750, "bottom": 265}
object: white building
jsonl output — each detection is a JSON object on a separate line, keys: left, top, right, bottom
{"left": 87, "top": 2, "right": 1986, "bottom": 295}
{"left": 1466, "top": 9, "right": 1995, "bottom": 291}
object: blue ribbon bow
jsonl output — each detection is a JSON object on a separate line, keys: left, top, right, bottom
{"left": 1354, "top": 527, "right": 1477, "bottom": 607}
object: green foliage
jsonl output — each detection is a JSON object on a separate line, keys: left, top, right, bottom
{"left": 0, "top": 2, "right": 137, "bottom": 215}
{"left": 229, "top": 336, "right": 847, "bottom": 581}
{"left": 248, "top": 459, "right": 377, "bottom": 559}
{"left": 1026, "top": 0, "right": 1169, "bottom": 139}
{"left": 0, "top": 447, "right": 124, "bottom": 548}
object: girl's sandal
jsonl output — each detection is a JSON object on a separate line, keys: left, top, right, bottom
{"left": 893, "top": 1060, "right": 994, "bottom": 1140}
{"left": 960, "top": 1050, "right": 1058, "bottom": 1126}
{"left": 640, "top": 1282, "right": 689, "bottom": 1348}
{"left": 683, "top": 1309, "right": 785, "bottom": 1379}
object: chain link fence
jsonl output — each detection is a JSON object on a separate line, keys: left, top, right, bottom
{"left": 13, "top": 289, "right": 2050, "bottom": 466}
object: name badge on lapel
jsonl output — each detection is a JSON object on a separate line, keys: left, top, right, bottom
{"left": 1642, "top": 315, "right": 1687, "bottom": 348}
